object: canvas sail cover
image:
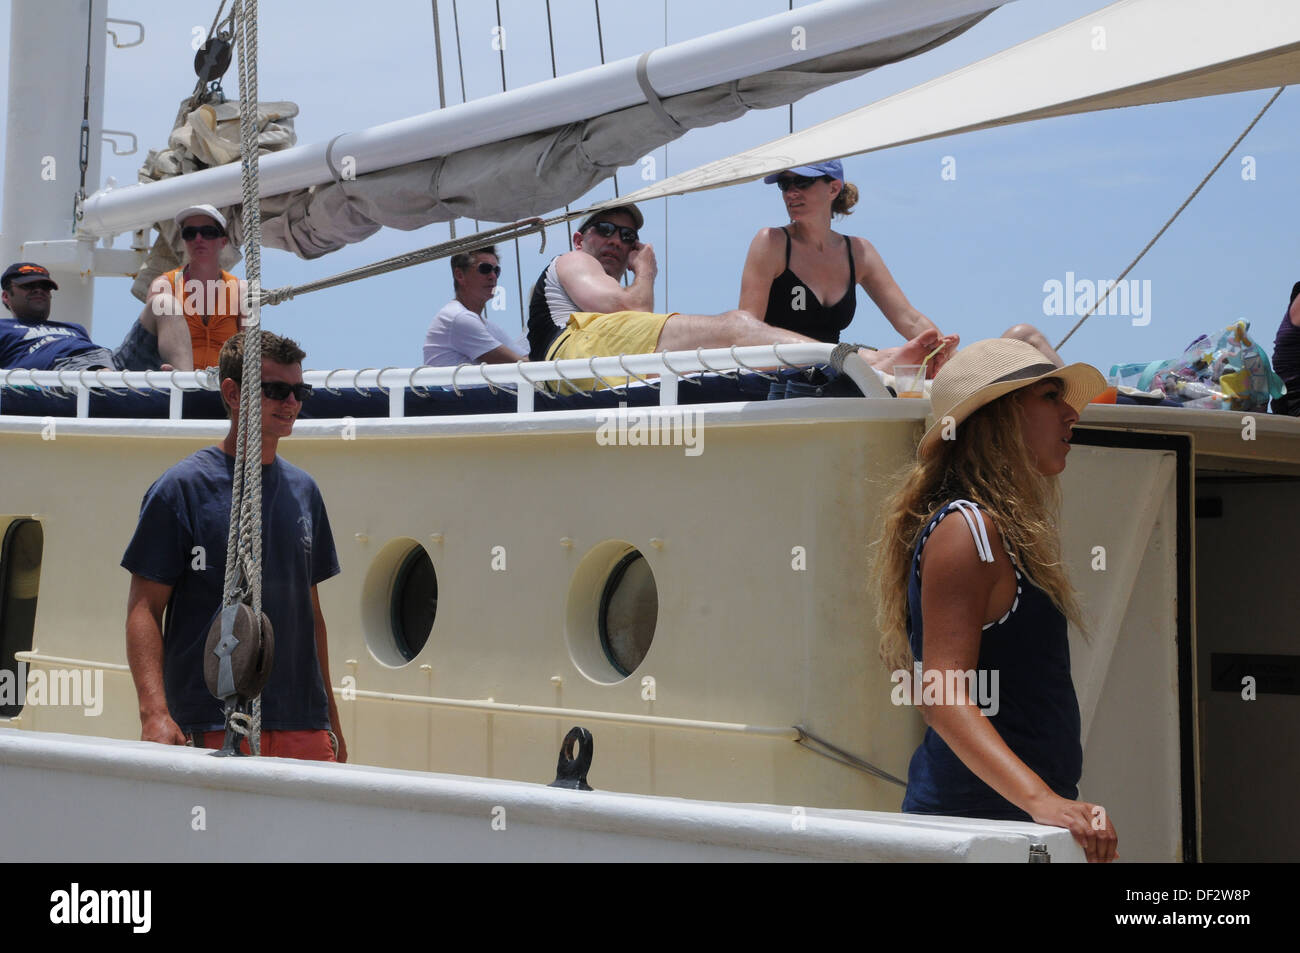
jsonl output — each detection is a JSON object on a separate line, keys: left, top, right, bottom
{"left": 121, "top": 2, "right": 998, "bottom": 297}
{"left": 612, "top": 0, "right": 1300, "bottom": 209}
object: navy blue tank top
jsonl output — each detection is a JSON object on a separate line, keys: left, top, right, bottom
{"left": 762, "top": 228, "right": 856, "bottom": 343}
{"left": 1271, "top": 282, "right": 1300, "bottom": 415}
{"left": 901, "top": 500, "right": 1082, "bottom": 821}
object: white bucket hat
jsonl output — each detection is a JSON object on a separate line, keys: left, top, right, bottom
{"left": 918, "top": 338, "right": 1104, "bottom": 458}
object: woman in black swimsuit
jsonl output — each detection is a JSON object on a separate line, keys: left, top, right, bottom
{"left": 739, "top": 160, "right": 1065, "bottom": 374}
{"left": 738, "top": 160, "right": 957, "bottom": 375}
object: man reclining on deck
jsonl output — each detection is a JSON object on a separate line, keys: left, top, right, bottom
{"left": 526, "top": 204, "right": 955, "bottom": 391}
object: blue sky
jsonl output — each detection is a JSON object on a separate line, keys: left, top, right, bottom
{"left": 1, "top": 0, "right": 1296, "bottom": 380}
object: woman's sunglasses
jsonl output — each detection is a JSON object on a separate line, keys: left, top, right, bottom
{"left": 181, "top": 225, "right": 225, "bottom": 240}
{"left": 776, "top": 175, "right": 827, "bottom": 192}
{"left": 260, "top": 381, "right": 313, "bottom": 402}
{"left": 586, "top": 221, "right": 639, "bottom": 244}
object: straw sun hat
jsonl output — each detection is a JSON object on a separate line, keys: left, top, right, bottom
{"left": 917, "top": 338, "right": 1105, "bottom": 458}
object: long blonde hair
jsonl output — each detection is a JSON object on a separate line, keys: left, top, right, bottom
{"left": 873, "top": 391, "right": 1083, "bottom": 673}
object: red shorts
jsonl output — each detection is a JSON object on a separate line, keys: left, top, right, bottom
{"left": 196, "top": 729, "right": 336, "bottom": 762}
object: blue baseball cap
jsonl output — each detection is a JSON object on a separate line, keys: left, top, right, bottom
{"left": 763, "top": 159, "right": 844, "bottom": 184}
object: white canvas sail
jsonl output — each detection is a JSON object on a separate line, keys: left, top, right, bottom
{"left": 613, "top": 0, "right": 1300, "bottom": 208}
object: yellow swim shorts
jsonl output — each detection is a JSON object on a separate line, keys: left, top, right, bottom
{"left": 544, "top": 310, "right": 675, "bottom": 393}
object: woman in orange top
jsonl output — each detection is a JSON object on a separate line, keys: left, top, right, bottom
{"left": 133, "top": 204, "right": 242, "bottom": 370}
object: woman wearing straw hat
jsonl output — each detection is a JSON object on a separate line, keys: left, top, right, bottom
{"left": 738, "top": 160, "right": 1062, "bottom": 375}
{"left": 874, "top": 338, "right": 1118, "bottom": 862}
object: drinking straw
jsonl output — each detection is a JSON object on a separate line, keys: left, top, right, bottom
{"left": 909, "top": 341, "right": 949, "bottom": 394}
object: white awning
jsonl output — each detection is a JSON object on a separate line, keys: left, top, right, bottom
{"left": 616, "top": 0, "right": 1300, "bottom": 206}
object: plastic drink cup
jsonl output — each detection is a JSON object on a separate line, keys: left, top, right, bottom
{"left": 894, "top": 364, "right": 925, "bottom": 398}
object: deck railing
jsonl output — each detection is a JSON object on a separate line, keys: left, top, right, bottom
{"left": 0, "top": 344, "right": 889, "bottom": 420}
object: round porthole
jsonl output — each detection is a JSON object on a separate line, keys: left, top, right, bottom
{"left": 598, "top": 551, "right": 657, "bottom": 677}
{"left": 564, "top": 540, "right": 659, "bottom": 684}
{"left": 362, "top": 538, "right": 437, "bottom": 667}
{"left": 391, "top": 547, "right": 436, "bottom": 662}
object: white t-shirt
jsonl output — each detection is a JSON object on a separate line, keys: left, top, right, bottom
{"left": 422, "top": 299, "right": 521, "bottom": 366}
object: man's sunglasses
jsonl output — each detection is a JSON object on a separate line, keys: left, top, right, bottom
{"left": 9, "top": 281, "right": 55, "bottom": 293}
{"left": 260, "top": 381, "right": 313, "bottom": 402}
{"left": 181, "top": 225, "right": 225, "bottom": 241}
{"left": 586, "top": 221, "right": 638, "bottom": 244}
{"left": 776, "top": 175, "right": 828, "bottom": 192}
{"left": 475, "top": 262, "right": 502, "bottom": 276}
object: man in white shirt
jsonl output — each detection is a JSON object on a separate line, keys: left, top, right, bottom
{"left": 423, "top": 246, "right": 525, "bottom": 366}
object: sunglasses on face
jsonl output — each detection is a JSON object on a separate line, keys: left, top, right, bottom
{"left": 11, "top": 282, "right": 55, "bottom": 293}
{"left": 181, "top": 225, "right": 225, "bottom": 241}
{"left": 475, "top": 262, "right": 502, "bottom": 276}
{"left": 586, "top": 221, "right": 638, "bottom": 244}
{"left": 260, "top": 381, "right": 313, "bottom": 402}
{"left": 776, "top": 175, "right": 827, "bottom": 192}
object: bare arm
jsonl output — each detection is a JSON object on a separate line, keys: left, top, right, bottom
{"left": 918, "top": 515, "right": 1118, "bottom": 862}
{"left": 312, "top": 585, "right": 347, "bottom": 763}
{"left": 125, "top": 574, "right": 187, "bottom": 745}
{"left": 737, "top": 228, "right": 784, "bottom": 320}
{"left": 475, "top": 344, "right": 527, "bottom": 364}
{"left": 555, "top": 246, "right": 656, "bottom": 313}
{"left": 142, "top": 273, "right": 181, "bottom": 317}
{"left": 855, "top": 236, "right": 941, "bottom": 341}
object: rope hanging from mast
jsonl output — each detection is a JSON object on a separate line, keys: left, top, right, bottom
{"left": 218, "top": 0, "right": 267, "bottom": 754}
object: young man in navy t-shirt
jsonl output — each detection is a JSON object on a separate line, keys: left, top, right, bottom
{"left": 122, "top": 331, "right": 347, "bottom": 762}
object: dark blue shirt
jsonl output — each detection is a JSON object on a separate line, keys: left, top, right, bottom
{"left": 121, "top": 446, "right": 341, "bottom": 733}
{"left": 901, "top": 500, "right": 1082, "bottom": 821}
{"left": 0, "top": 316, "right": 100, "bottom": 369}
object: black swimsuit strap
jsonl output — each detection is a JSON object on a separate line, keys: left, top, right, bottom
{"left": 782, "top": 226, "right": 791, "bottom": 267}
{"left": 845, "top": 235, "right": 855, "bottom": 286}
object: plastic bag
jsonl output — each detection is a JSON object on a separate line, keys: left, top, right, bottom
{"left": 1109, "top": 320, "right": 1285, "bottom": 411}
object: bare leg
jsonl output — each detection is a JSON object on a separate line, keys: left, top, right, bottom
{"left": 140, "top": 296, "right": 195, "bottom": 371}
{"left": 1003, "top": 323, "right": 1063, "bottom": 367}
{"left": 654, "top": 309, "right": 812, "bottom": 350}
{"left": 655, "top": 312, "right": 959, "bottom": 377}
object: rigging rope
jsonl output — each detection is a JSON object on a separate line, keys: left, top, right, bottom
{"left": 259, "top": 217, "right": 549, "bottom": 305}
{"left": 430, "top": 0, "right": 455, "bottom": 241}
{"left": 544, "top": 0, "right": 573, "bottom": 253}
{"left": 593, "top": 0, "right": 620, "bottom": 201}
{"left": 74, "top": 1, "right": 93, "bottom": 224}
{"left": 450, "top": 0, "right": 481, "bottom": 236}
{"left": 1054, "top": 85, "right": 1287, "bottom": 352}
{"left": 223, "top": 0, "right": 266, "bottom": 754}
{"left": 492, "top": 0, "right": 527, "bottom": 335}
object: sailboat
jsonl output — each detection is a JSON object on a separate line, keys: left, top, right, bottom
{"left": 1, "top": 0, "right": 1297, "bottom": 863}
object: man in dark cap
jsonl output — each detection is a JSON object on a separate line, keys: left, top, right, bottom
{"left": 0, "top": 260, "right": 195, "bottom": 371}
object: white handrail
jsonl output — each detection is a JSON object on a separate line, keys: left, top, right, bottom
{"left": 0, "top": 345, "right": 890, "bottom": 419}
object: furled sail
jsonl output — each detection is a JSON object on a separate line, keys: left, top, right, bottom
{"left": 81, "top": 0, "right": 1006, "bottom": 265}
